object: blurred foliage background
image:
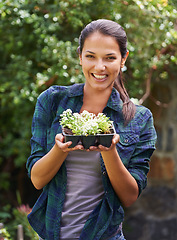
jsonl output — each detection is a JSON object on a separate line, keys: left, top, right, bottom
{"left": 0, "top": 0, "right": 177, "bottom": 238}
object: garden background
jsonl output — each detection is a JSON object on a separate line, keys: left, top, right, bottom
{"left": 0, "top": 0, "right": 177, "bottom": 239}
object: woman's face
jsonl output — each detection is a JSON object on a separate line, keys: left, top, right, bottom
{"left": 79, "top": 31, "right": 127, "bottom": 92}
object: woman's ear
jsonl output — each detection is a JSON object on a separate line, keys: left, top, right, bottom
{"left": 121, "top": 50, "right": 129, "bottom": 68}
{"left": 77, "top": 46, "right": 82, "bottom": 65}
{"left": 79, "top": 54, "right": 82, "bottom": 65}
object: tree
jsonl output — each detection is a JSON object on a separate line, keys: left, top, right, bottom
{"left": 0, "top": 0, "right": 176, "bottom": 206}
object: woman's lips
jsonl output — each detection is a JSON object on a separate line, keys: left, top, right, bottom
{"left": 92, "top": 73, "right": 108, "bottom": 80}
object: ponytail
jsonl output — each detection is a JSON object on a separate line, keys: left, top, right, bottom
{"left": 114, "top": 71, "right": 136, "bottom": 125}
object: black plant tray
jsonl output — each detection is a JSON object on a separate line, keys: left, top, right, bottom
{"left": 62, "top": 124, "right": 116, "bottom": 149}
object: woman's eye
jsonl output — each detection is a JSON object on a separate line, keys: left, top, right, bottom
{"left": 107, "top": 56, "right": 116, "bottom": 60}
{"left": 86, "top": 55, "right": 94, "bottom": 58}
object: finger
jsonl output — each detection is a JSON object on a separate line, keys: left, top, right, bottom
{"left": 63, "top": 143, "right": 84, "bottom": 152}
{"left": 55, "top": 134, "right": 70, "bottom": 149}
{"left": 89, "top": 146, "right": 99, "bottom": 151}
{"left": 97, "top": 144, "right": 109, "bottom": 151}
{"left": 56, "top": 140, "right": 72, "bottom": 150}
{"left": 112, "top": 134, "right": 120, "bottom": 144}
{"left": 72, "top": 144, "right": 84, "bottom": 151}
{"left": 55, "top": 133, "right": 65, "bottom": 143}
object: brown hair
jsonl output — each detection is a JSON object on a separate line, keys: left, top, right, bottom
{"left": 78, "top": 19, "right": 136, "bottom": 124}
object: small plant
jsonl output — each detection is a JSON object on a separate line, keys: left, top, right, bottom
{"left": 13, "top": 205, "right": 39, "bottom": 240}
{"left": 0, "top": 227, "right": 12, "bottom": 240}
{"left": 60, "top": 109, "right": 113, "bottom": 136}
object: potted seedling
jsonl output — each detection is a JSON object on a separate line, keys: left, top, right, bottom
{"left": 60, "top": 109, "right": 115, "bottom": 149}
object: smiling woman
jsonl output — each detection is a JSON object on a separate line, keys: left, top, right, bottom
{"left": 78, "top": 19, "right": 134, "bottom": 123}
{"left": 79, "top": 31, "right": 124, "bottom": 99}
{"left": 26, "top": 19, "right": 157, "bottom": 240}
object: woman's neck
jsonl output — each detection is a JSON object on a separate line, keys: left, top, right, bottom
{"left": 80, "top": 85, "right": 112, "bottom": 115}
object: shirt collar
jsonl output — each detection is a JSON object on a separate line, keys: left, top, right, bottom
{"left": 68, "top": 83, "right": 123, "bottom": 112}
{"left": 68, "top": 83, "right": 84, "bottom": 97}
{"left": 107, "top": 87, "right": 123, "bottom": 112}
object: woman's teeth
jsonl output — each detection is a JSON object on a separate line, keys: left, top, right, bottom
{"left": 92, "top": 74, "right": 107, "bottom": 79}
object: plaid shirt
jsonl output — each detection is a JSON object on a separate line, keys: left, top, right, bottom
{"left": 26, "top": 83, "right": 156, "bottom": 240}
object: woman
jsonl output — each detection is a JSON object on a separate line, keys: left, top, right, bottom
{"left": 26, "top": 19, "right": 157, "bottom": 240}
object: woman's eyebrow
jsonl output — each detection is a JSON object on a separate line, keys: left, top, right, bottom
{"left": 85, "top": 51, "right": 116, "bottom": 56}
{"left": 86, "top": 50, "right": 95, "bottom": 54}
{"left": 106, "top": 53, "right": 116, "bottom": 56}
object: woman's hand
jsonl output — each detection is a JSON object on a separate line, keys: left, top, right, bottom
{"left": 55, "top": 133, "right": 84, "bottom": 152}
{"left": 55, "top": 133, "right": 119, "bottom": 152}
{"left": 88, "top": 134, "right": 120, "bottom": 152}
{"left": 31, "top": 133, "right": 83, "bottom": 189}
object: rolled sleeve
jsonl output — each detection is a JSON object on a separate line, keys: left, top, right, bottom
{"left": 26, "top": 91, "right": 51, "bottom": 177}
{"left": 127, "top": 110, "right": 157, "bottom": 195}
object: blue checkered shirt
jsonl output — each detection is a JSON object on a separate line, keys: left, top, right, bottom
{"left": 26, "top": 83, "right": 157, "bottom": 240}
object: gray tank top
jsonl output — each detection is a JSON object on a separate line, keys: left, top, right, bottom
{"left": 60, "top": 150, "right": 105, "bottom": 239}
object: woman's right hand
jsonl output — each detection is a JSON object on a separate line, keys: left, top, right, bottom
{"left": 31, "top": 133, "right": 84, "bottom": 190}
{"left": 55, "top": 133, "right": 84, "bottom": 152}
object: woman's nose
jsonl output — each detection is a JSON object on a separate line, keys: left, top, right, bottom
{"left": 94, "top": 59, "right": 106, "bottom": 71}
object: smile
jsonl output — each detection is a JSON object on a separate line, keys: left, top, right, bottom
{"left": 92, "top": 73, "right": 108, "bottom": 80}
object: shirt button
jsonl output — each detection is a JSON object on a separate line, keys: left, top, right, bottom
{"left": 124, "top": 139, "right": 128, "bottom": 143}
{"left": 103, "top": 171, "right": 107, "bottom": 175}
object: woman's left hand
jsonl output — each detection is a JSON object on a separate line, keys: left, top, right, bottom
{"left": 88, "top": 134, "right": 120, "bottom": 152}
